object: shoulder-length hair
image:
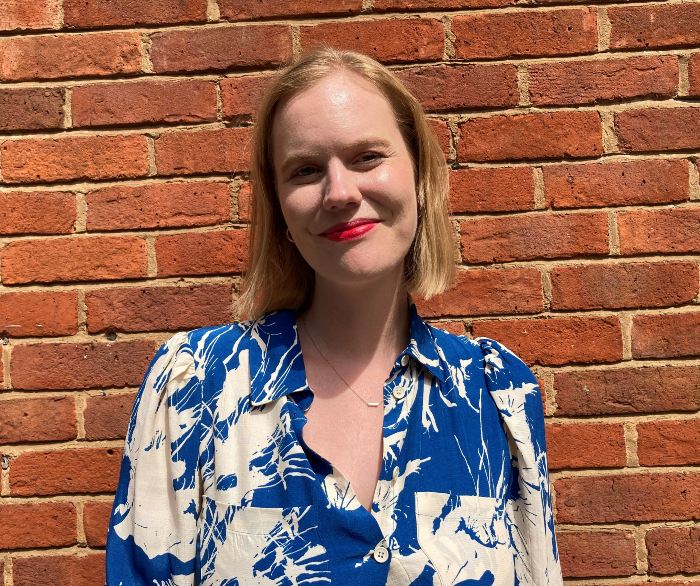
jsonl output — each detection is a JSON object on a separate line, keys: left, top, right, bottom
{"left": 235, "top": 47, "right": 455, "bottom": 321}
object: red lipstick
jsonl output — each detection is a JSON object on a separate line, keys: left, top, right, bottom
{"left": 320, "top": 219, "right": 381, "bottom": 242}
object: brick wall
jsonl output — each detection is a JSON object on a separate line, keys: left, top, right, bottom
{"left": 1, "top": 0, "right": 699, "bottom": 583}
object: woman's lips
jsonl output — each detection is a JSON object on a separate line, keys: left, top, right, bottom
{"left": 321, "top": 221, "right": 379, "bottom": 242}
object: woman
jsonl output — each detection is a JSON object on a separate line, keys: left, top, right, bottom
{"left": 106, "top": 47, "right": 563, "bottom": 586}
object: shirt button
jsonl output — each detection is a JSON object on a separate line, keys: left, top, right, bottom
{"left": 373, "top": 545, "right": 390, "bottom": 564}
{"left": 392, "top": 386, "right": 407, "bottom": 400}
{"left": 400, "top": 355, "right": 409, "bottom": 367}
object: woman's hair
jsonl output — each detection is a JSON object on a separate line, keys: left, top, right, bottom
{"left": 235, "top": 46, "right": 456, "bottom": 321}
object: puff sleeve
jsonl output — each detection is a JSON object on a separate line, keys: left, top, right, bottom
{"left": 478, "top": 337, "right": 563, "bottom": 586}
{"left": 106, "top": 332, "right": 201, "bottom": 586}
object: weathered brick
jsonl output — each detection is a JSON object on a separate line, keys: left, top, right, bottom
{"left": 449, "top": 167, "right": 534, "bottom": 213}
{"left": 0, "top": 291, "right": 78, "bottom": 337}
{"left": 546, "top": 422, "right": 626, "bottom": 470}
{"left": 646, "top": 527, "right": 700, "bottom": 575}
{"left": 555, "top": 473, "right": 700, "bottom": 524}
{"left": 544, "top": 159, "right": 689, "bottom": 209}
{"left": 86, "top": 182, "right": 229, "bottom": 231}
{"left": 1, "top": 135, "right": 149, "bottom": 183}
{"left": 150, "top": 25, "right": 292, "bottom": 74}
{"left": 558, "top": 530, "right": 636, "bottom": 578}
{"left": 615, "top": 108, "right": 700, "bottom": 152}
{"left": 0, "top": 88, "right": 64, "bottom": 131}
{"left": 690, "top": 53, "right": 700, "bottom": 97}
{"left": 618, "top": 208, "right": 700, "bottom": 255}
{"left": 237, "top": 181, "right": 252, "bottom": 223}
{"left": 473, "top": 316, "right": 623, "bottom": 366}
{"left": 452, "top": 8, "right": 597, "bottom": 60}
{"left": 396, "top": 64, "right": 518, "bottom": 112}
{"left": 632, "top": 313, "right": 700, "bottom": 360}
{"left": 427, "top": 320, "right": 467, "bottom": 336}
{"left": 609, "top": 4, "right": 700, "bottom": 50}
{"left": 0, "top": 190, "right": 75, "bottom": 236}
{"left": 63, "top": 0, "right": 206, "bottom": 27}
{"left": 300, "top": 18, "right": 444, "bottom": 64}
{"left": 86, "top": 284, "right": 233, "bottom": 333}
{"left": 375, "top": 0, "right": 514, "bottom": 9}
{"left": 84, "top": 501, "right": 114, "bottom": 547}
{"left": 221, "top": 74, "right": 275, "bottom": 122}
{"left": 10, "top": 447, "right": 122, "bottom": 496}
{"left": 529, "top": 56, "right": 678, "bottom": 106}
{"left": 73, "top": 79, "right": 217, "bottom": 127}
{"left": 84, "top": 393, "right": 136, "bottom": 441}
{"left": 13, "top": 553, "right": 106, "bottom": 586}
{"left": 0, "top": 396, "right": 76, "bottom": 444}
{"left": 156, "top": 230, "right": 248, "bottom": 277}
{"left": 428, "top": 119, "right": 451, "bottom": 158}
{"left": 155, "top": 128, "right": 252, "bottom": 176}
{"left": 550, "top": 262, "right": 698, "bottom": 310}
{"left": 1, "top": 236, "right": 147, "bottom": 285}
{"left": 555, "top": 366, "right": 700, "bottom": 416}
{"left": 458, "top": 111, "right": 602, "bottom": 162}
{"left": 0, "top": 0, "right": 58, "bottom": 30}
{"left": 219, "top": 0, "right": 361, "bottom": 20}
{"left": 0, "top": 502, "right": 76, "bottom": 549}
{"left": 460, "top": 212, "right": 609, "bottom": 263}
{"left": 638, "top": 419, "right": 700, "bottom": 467}
{"left": 0, "top": 32, "right": 141, "bottom": 82}
{"left": 10, "top": 340, "right": 155, "bottom": 390}
{"left": 414, "top": 268, "right": 542, "bottom": 318}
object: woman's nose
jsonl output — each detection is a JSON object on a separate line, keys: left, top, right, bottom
{"left": 322, "top": 160, "right": 362, "bottom": 211}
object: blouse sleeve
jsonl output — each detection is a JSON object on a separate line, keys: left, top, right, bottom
{"left": 106, "top": 332, "right": 201, "bottom": 586}
{"left": 477, "top": 337, "right": 563, "bottom": 586}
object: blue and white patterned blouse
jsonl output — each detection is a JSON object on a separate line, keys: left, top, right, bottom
{"left": 106, "top": 297, "right": 563, "bottom": 586}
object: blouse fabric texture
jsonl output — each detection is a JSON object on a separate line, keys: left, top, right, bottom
{"left": 106, "top": 299, "right": 563, "bottom": 586}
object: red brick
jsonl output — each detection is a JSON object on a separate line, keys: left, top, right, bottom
{"left": 73, "top": 79, "right": 217, "bottom": 127}
{"left": 473, "top": 316, "right": 623, "bottom": 366}
{"left": 0, "top": 0, "right": 58, "bottom": 30}
{"left": 300, "top": 18, "right": 444, "bottom": 65}
{"left": 555, "top": 366, "right": 700, "bottom": 416}
{"left": 646, "top": 527, "right": 700, "bottom": 575}
{"left": 375, "top": 0, "right": 514, "bottom": 9}
{"left": 414, "top": 268, "right": 542, "bottom": 318}
{"left": 616, "top": 108, "right": 700, "bottom": 152}
{"left": 156, "top": 128, "right": 252, "bottom": 176}
{"left": 10, "top": 447, "right": 122, "bottom": 496}
{"left": 84, "top": 501, "right": 113, "bottom": 547}
{"left": 13, "top": 553, "right": 106, "bottom": 586}
{"left": 1, "top": 135, "right": 149, "bottom": 184}
{"left": 428, "top": 119, "right": 451, "bottom": 158}
{"left": 84, "top": 393, "right": 136, "bottom": 441}
{"left": 0, "top": 502, "right": 76, "bottom": 549}
{"left": 555, "top": 472, "right": 700, "bottom": 524}
{"left": 64, "top": 0, "right": 206, "bottom": 27}
{"left": 633, "top": 312, "right": 700, "bottom": 360}
{"left": 609, "top": 4, "right": 700, "bottom": 50}
{"left": 156, "top": 230, "right": 248, "bottom": 277}
{"left": 458, "top": 111, "right": 602, "bottom": 162}
{"left": 150, "top": 25, "right": 292, "bottom": 74}
{"left": 0, "top": 32, "right": 141, "bottom": 82}
{"left": 427, "top": 320, "right": 467, "bottom": 336}
{"left": 396, "top": 64, "right": 518, "bottom": 112}
{"left": 546, "top": 422, "right": 626, "bottom": 470}
{"left": 0, "top": 291, "right": 78, "bottom": 337}
{"left": 452, "top": 8, "right": 597, "bottom": 60}
{"left": 0, "top": 190, "right": 75, "bottom": 236}
{"left": 449, "top": 167, "right": 534, "bottom": 213}
{"left": 638, "top": 419, "right": 700, "bottom": 467}
{"left": 558, "top": 530, "right": 636, "bottom": 578}
{"left": 1, "top": 236, "right": 147, "bottom": 285}
{"left": 219, "top": 0, "right": 361, "bottom": 20}
{"left": 618, "top": 208, "right": 700, "bottom": 255}
{"left": 690, "top": 53, "right": 700, "bottom": 97}
{"left": 0, "top": 88, "right": 64, "bottom": 131}
{"left": 237, "top": 181, "right": 252, "bottom": 223}
{"left": 10, "top": 340, "right": 155, "bottom": 390}
{"left": 544, "top": 159, "right": 690, "bottom": 209}
{"left": 221, "top": 74, "right": 275, "bottom": 122}
{"left": 0, "top": 396, "right": 76, "bottom": 444}
{"left": 86, "top": 182, "right": 229, "bottom": 231}
{"left": 460, "top": 212, "right": 609, "bottom": 263}
{"left": 86, "top": 284, "right": 233, "bottom": 333}
{"left": 551, "top": 262, "right": 698, "bottom": 311}
{"left": 529, "top": 56, "right": 677, "bottom": 106}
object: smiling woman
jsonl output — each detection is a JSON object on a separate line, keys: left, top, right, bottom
{"left": 105, "top": 47, "right": 564, "bottom": 586}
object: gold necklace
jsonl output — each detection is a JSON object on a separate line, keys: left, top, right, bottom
{"left": 301, "top": 316, "right": 381, "bottom": 407}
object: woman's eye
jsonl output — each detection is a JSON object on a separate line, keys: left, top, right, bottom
{"left": 292, "top": 166, "right": 317, "bottom": 179}
{"left": 356, "top": 152, "right": 383, "bottom": 165}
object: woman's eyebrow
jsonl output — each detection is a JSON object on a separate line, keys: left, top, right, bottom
{"left": 280, "top": 137, "right": 393, "bottom": 173}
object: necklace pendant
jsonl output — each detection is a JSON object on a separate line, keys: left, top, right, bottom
{"left": 367, "top": 402, "right": 380, "bottom": 407}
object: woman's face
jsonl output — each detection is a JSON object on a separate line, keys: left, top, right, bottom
{"left": 271, "top": 70, "right": 418, "bottom": 289}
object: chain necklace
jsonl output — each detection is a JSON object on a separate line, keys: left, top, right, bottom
{"left": 301, "top": 316, "right": 381, "bottom": 408}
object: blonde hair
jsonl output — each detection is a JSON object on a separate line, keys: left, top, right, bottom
{"left": 236, "top": 47, "right": 455, "bottom": 320}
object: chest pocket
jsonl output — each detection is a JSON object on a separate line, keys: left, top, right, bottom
{"left": 197, "top": 495, "right": 331, "bottom": 585}
{"left": 415, "top": 492, "right": 513, "bottom": 586}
